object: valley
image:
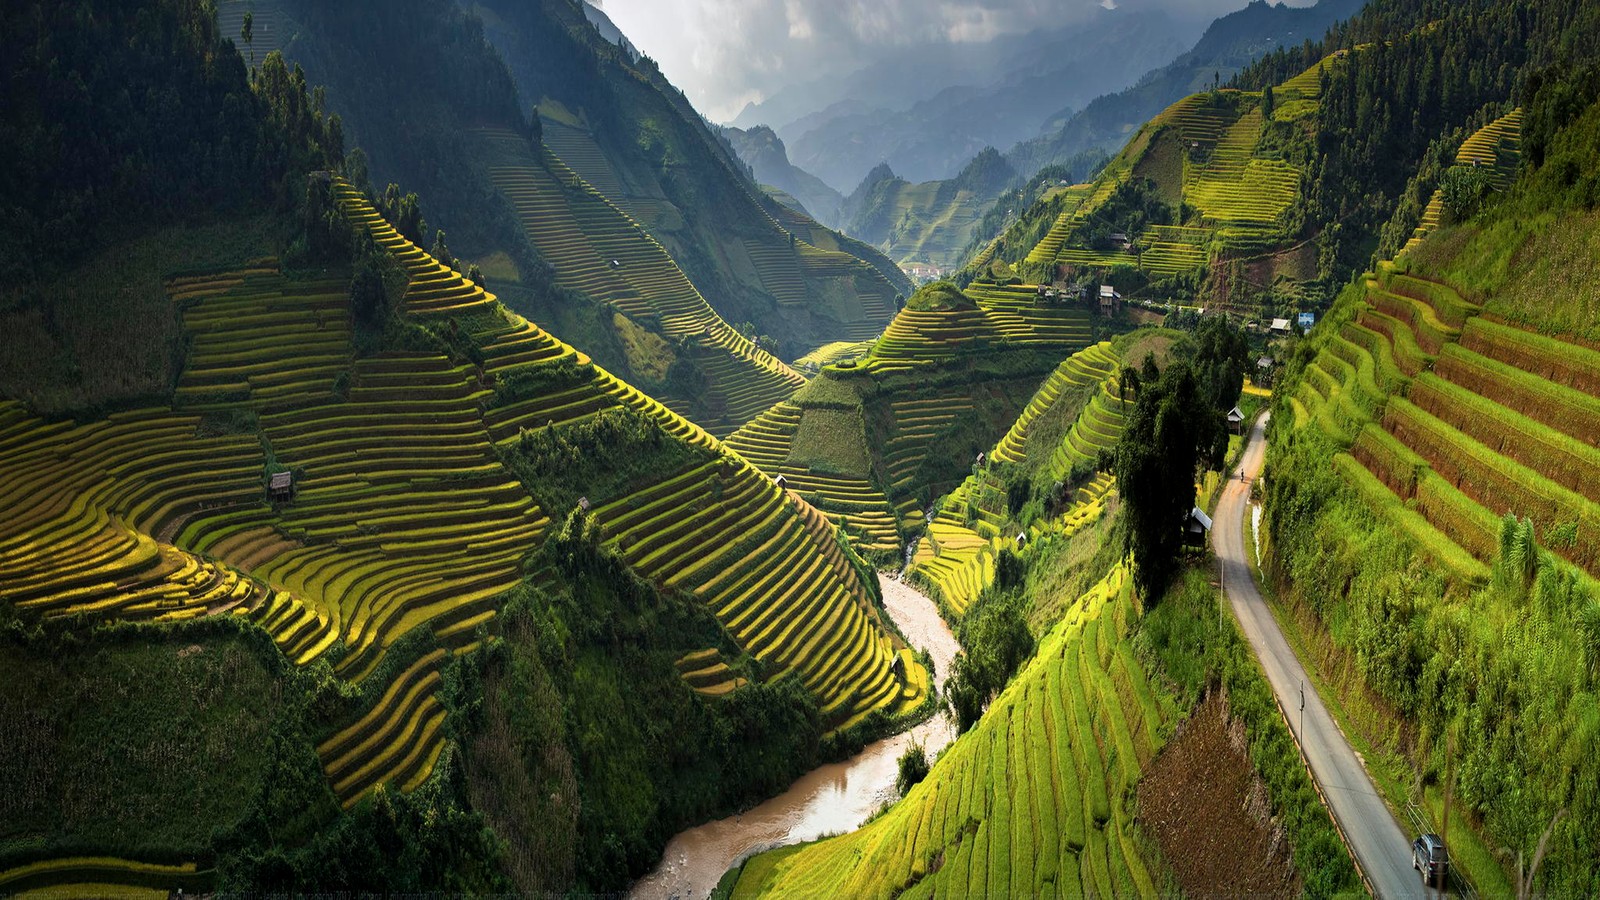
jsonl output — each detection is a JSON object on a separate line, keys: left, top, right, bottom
{"left": 4, "top": 0, "right": 1600, "bottom": 896}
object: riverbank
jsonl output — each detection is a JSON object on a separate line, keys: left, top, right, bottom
{"left": 628, "top": 575, "right": 959, "bottom": 900}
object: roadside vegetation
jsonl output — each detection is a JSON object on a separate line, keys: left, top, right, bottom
{"left": 1262, "top": 59, "right": 1600, "bottom": 897}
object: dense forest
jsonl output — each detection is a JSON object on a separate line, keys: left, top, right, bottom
{"left": 1, "top": 0, "right": 342, "bottom": 281}
{"left": 1237, "top": 0, "right": 1600, "bottom": 286}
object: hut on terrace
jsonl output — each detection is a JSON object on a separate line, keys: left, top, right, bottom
{"left": 1098, "top": 284, "right": 1122, "bottom": 314}
{"left": 268, "top": 471, "right": 295, "bottom": 503}
{"left": 1183, "top": 506, "right": 1212, "bottom": 549}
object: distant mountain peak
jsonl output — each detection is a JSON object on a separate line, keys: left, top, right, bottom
{"left": 858, "top": 162, "right": 899, "bottom": 192}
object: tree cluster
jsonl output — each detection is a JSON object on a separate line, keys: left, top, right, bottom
{"left": 1113, "top": 319, "right": 1246, "bottom": 600}
{"left": 1, "top": 0, "right": 344, "bottom": 282}
{"left": 945, "top": 587, "right": 1035, "bottom": 734}
{"left": 1238, "top": 0, "right": 1600, "bottom": 286}
{"left": 1080, "top": 176, "right": 1174, "bottom": 251}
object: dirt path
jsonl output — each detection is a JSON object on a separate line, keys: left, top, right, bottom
{"left": 1218, "top": 414, "right": 1421, "bottom": 898}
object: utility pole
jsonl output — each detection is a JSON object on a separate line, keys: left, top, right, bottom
{"left": 1518, "top": 808, "right": 1569, "bottom": 900}
{"left": 1439, "top": 730, "right": 1454, "bottom": 899}
{"left": 1299, "top": 680, "right": 1304, "bottom": 738}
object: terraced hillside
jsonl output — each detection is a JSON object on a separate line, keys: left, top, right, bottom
{"left": 962, "top": 281, "right": 1096, "bottom": 348}
{"left": 1400, "top": 108, "right": 1524, "bottom": 255}
{"left": 474, "top": 127, "right": 804, "bottom": 435}
{"left": 1296, "top": 263, "right": 1600, "bottom": 584}
{"left": 1263, "top": 85, "right": 1600, "bottom": 889}
{"left": 0, "top": 181, "right": 927, "bottom": 832}
{"left": 862, "top": 282, "right": 1092, "bottom": 374}
{"left": 724, "top": 402, "right": 901, "bottom": 558}
{"left": 735, "top": 567, "right": 1175, "bottom": 899}
{"left": 1024, "top": 177, "right": 1126, "bottom": 267}
{"left": 0, "top": 857, "right": 209, "bottom": 899}
{"left": 911, "top": 342, "right": 1131, "bottom": 616}
{"left": 727, "top": 282, "right": 1099, "bottom": 561}
{"left": 332, "top": 178, "right": 928, "bottom": 730}
{"left": 793, "top": 341, "right": 873, "bottom": 372}
{"left": 740, "top": 184, "right": 908, "bottom": 342}
{"left": 993, "top": 54, "right": 1341, "bottom": 293}
{"left": 761, "top": 195, "right": 912, "bottom": 317}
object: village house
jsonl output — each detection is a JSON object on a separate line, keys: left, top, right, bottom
{"left": 1183, "top": 506, "right": 1213, "bottom": 549}
{"left": 1099, "top": 284, "right": 1121, "bottom": 314}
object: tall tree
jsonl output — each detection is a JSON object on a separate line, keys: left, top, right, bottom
{"left": 1113, "top": 358, "right": 1227, "bottom": 600}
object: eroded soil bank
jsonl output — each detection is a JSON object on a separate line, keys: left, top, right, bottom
{"left": 1137, "top": 690, "right": 1301, "bottom": 898}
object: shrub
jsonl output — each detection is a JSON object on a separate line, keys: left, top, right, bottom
{"left": 895, "top": 742, "right": 929, "bottom": 797}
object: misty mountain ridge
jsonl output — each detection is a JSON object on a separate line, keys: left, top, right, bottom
{"left": 721, "top": 124, "right": 846, "bottom": 226}
{"left": 1009, "top": 0, "right": 1364, "bottom": 177}
{"left": 736, "top": 6, "right": 1197, "bottom": 192}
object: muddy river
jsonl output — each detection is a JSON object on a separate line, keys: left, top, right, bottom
{"left": 628, "top": 574, "right": 961, "bottom": 899}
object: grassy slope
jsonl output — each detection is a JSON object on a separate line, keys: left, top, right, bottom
{"left": 1262, "top": 100, "right": 1600, "bottom": 895}
{"left": 0, "top": 618, "right": 330, "bottom": 873}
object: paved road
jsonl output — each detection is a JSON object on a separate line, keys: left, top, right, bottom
{"left": 1216, "top": 413, "right": 1425, "bottom": 899}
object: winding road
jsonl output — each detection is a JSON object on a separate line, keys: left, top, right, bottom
{"left": 1216, "top": 413, "right": 1424, "bottom": 899}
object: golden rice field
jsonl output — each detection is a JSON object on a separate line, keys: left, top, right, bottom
{"left": 735, "top": 565, "right": 1173, "bottom": 900}
{"left": 0, "top": 180, "right": 929, "bottom": 835}
{"left": 1300, "top": 263, "right": 1600, "bottom": 586}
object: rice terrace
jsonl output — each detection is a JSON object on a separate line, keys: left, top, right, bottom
{"left": 2, "top": 0, "right": 1599, "bottom": 897}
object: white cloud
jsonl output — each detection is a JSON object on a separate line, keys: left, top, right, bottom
{"left": 599, "top": 0, "right": 1273, "bottom": 122}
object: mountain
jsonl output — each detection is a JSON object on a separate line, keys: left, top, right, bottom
{"left": 466, "top": 0, "right": 913, "bottom": 347}
{"left": 722, "top": 124, "right": 846, "bottom": 226}
{"left": 839, "top": 149, "right": 1019, "bottom": 271}
{"left": 578, "top": 0, "right": 636, "bottom": 59}
{"left": 12, "top": 0, "right": 1600, "bottom": 898}
{"left": 751, "top": 8, "right": 1194, "bottom": 193}
{"left": 967, "top": 52, "right": 1337, "bottom": 319}
{"left": 238, "top": 0, "right": 914, "bottom": 434}
{"left": 0, "top": 2, "right": 929, "bottom": 896}
{"left": 257, "top": 0, "right": 911, "bottom": 368}
{"left": 1008, "top": 0, "right": 1365, "bottom": 180}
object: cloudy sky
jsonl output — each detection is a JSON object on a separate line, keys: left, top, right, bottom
{"left": 599, "top": 0, "right": 1289, "bottom": 122}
